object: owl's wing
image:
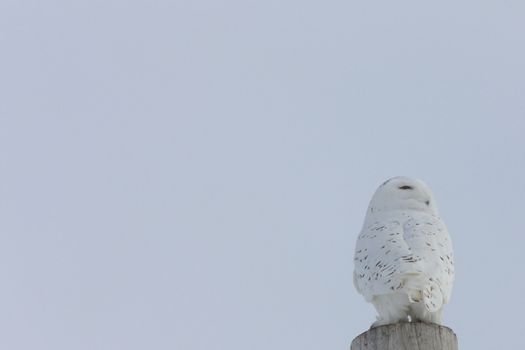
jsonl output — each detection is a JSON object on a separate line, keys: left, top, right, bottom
{"left": 354, "top": 219, "right": 415, "bottom": 302}
{"left": 354, "top": 214, "right": 454, "bottom": 311}
{"left": 401, "top": 214, "right": 454, "bottom": 309}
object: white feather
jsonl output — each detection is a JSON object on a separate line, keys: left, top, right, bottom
{"left": 353, "top": 177, "right": 454, "bottom": 326}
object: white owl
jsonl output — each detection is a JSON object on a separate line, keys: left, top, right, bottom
{"left": 353, "top": 177, "right": 454, "bottom": 327}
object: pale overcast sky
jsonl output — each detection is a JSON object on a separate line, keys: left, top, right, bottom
{"left": 1, "top": 1, "right": 525, "bottom": 349}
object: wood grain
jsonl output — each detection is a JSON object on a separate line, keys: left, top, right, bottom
{"left": 351, "top": 323, "right": 458, "bottom": 350}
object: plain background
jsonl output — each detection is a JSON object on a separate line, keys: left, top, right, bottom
{"left": 1, "top": 1, "right": 525, "bottom": 349}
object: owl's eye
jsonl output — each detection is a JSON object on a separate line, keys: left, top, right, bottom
{"left": 398, "top": 185, "right": 413, "bottom": 190}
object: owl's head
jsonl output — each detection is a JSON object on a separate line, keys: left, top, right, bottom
{"left": 366, "top": 176, "right": 439, "bottom": 216}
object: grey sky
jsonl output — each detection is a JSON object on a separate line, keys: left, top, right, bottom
{"left": 1, "top": 1, "right": 524, "bottom": 349}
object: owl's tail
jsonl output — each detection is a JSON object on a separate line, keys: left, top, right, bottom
{"left": 400, "top": 273, "right": 444, "bottom": 312}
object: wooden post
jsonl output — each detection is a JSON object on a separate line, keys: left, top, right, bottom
{"left": 351, "top": 322, "right": 458, "bottom": 350}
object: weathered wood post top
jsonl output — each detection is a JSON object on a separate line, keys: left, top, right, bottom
{"left": 351, "top": 322, "right": 458, "bottom": 350}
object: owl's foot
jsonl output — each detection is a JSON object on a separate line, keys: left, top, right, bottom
{"left": 371, "top": 317, "right": 410, "bottom": 328}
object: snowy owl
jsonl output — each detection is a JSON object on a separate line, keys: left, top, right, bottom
{"left": 353, "top": 177, "right": 454, "bottom": 327}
